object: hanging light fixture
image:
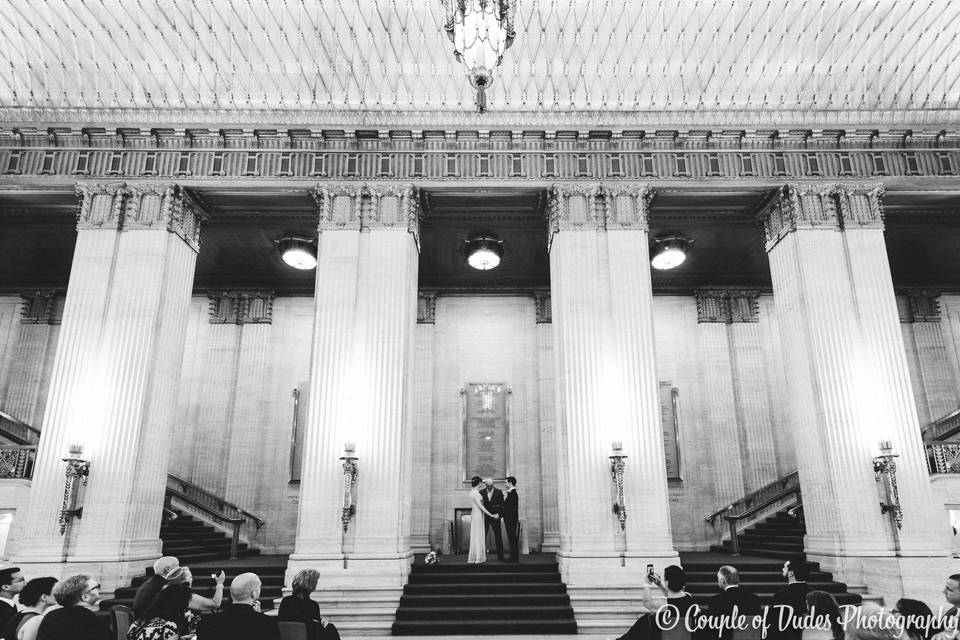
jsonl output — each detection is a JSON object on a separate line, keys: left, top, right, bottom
{"left": 464, "top": 234, "right": 504, "bottom": 271}
{"left": 444, "top": 0, "right": 517, "bottom": 113}
{"left": 650, "top": 236, "right": 692, "bottom": 270}
{"left": 275, "top": 236, "right": 317, "bottom": 270}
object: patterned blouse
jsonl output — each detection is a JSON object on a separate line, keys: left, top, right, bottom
{"left": 127, "top": 617, "right": 179, "bottom": 640}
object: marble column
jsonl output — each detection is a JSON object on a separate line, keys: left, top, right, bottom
{"left": 10, "top": 183, "right": 204, "bottom": 587}
{"left": 535, "top": 292, "right": 560, "bottom": 552}
{"left": 288, "top": 184, "right": 420, "bottom": 589}
{"left": 548, "top": 184, "right": 677, "bottom": 588}
{"left": 760, "top": 183, "right": 955, "bottom": 605}
{"left": 0, "top": 292, "right": 62, "bottom": 427}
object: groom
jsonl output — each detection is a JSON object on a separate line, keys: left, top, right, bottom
{"left": 481, "top": 478, "right": 505, "bottom": 561}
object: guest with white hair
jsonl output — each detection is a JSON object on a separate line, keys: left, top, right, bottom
{"left": 196, "top": 572, "right": 279, "bottom": 640}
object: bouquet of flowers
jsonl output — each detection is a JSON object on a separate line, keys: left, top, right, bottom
{"left": 424, "top": 551, "right": 439, "bottom": 565}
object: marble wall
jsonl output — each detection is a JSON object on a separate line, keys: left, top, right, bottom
{"left": 2, "top": 292, "right": 959, "bottom": 553}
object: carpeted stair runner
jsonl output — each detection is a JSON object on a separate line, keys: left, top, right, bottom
{"left": 712, "top": 510, "right": 805, "bottom": 559}
{"left": 101, "top": 508, "right": 285, "bottom": 611}
{"left": 392, "top": 559, "right": 577, "bottom": 635}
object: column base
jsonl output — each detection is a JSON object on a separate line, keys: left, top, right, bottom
{"left": 808, "top": 553, "right": 960, "bottom": 609}
{"left": 286, "top": 552, "right": 414, "bottom": 589}
{"left": 409, "top": 534, "right": 431, "bottom": 554}
{"left": 541, "top": 531, "right": 560, "bottom": 553}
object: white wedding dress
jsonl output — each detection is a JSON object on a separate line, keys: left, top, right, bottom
{"left": 467, "top": 487, "right": 488, "bottom": 564}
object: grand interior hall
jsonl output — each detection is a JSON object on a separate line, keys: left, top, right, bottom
{"left": 0, "top": 0, "right": 959, "bottom": 637}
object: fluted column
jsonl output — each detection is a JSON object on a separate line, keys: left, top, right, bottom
{"left": 761, "top": 184, "right": 953, "bottom": 604}
{"left": 535, "top": 292, "right": 560, "bottom": 552}
{"left": 10, "top": 183, "right": 203, "bottom": 587}
{"left": 1, "top": 292, "right": 62, "bottom": 426}
{"left": 548, "top": 184, "right": 677, "bottom": 589}
{"left": 288, "top": 184, "right": 420, "bottom": 589}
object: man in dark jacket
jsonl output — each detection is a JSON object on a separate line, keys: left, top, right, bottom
{"left": 770, "top": 556, "right": 811, "bottom": 640}
{"left": 197, "top": 572, "right": 280, "bottom": 640}
{"left": 480, "top": 478, "right": 505, "bottom": 561}
{"left": 502, "top": 476, "right": 520, "bottom": 563}
{"left": 36, "top": 574, "right": 110, "bottom": 640}
{"left": 703, "top": 565, "right": 763, "bottom": 640}
{"left": 132, "top": 555, "right": 180, "bottom": 617}
{"left": 0, "top": 567, "right": 25, "bottom": 632}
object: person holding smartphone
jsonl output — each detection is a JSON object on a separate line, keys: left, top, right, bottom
{"left": 616, "top": 565, "right": 694, "bottom": 640}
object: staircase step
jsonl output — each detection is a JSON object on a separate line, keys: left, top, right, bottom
{"left": 404, "top": 582, "right": 567, "bottom": 595}
{"left": 408, "top": 572, "right": 560, "bottom": 584}
{"left": 391, "top": 619, "right": 577, "bottom": 635}
{"left": 395, "top": 605, "right": 573, "bottom": 621}
{"left": 400, "top": 594, "right": 570, "bottom": 607}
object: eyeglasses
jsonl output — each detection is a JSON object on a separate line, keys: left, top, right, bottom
{"left": 84, "top": 583, "right": 100, "bottom": 594}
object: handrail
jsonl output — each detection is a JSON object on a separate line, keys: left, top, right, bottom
{"left": 0, "top": 412, "right": 41, "bottom": 446}
{"left": 925, "top": 442, "right": 960, "bottom": 474}
{"left": 705, "top": 470, "right": 802, "bottom": 556}
{"left": 165, "top": 473, "right": 265, "bottom": 560}
{"left": 166, "top": 473, "right": 265, "bottom": 528}
{"left": 921, "top": 408, "right": 960, "bottom": 443}
{"left": 705, "top": 470, "right": 800, "bottom": 524}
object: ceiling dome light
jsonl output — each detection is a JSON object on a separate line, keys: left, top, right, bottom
{"left": 464, "top": 234, "right": 504, "bottom": 271}
{"left": 650, "top": 235, "right": 692, "bottom": 270}
{"left": 275, "top": 236, "right": 317, "bottom": 270}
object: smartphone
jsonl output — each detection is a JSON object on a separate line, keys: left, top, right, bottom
{"left": 646, "top": 564, "right": 654, "bottom": 576}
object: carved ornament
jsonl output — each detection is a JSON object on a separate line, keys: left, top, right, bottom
{"left": 208, "top": 291, "right": 275, "bottom": 324}
{"left": 694, "top": 290, "right": 760, "bottom": 324}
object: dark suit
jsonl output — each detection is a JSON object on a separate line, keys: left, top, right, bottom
{"left": 197, "top": 603, "right": 281, "bottom": 640}
{"left": 0, "top": 601, "right": 15, "bottom": 635}
{"left": 480, "top": 487, "right": 505, "bottom": 560}
{"left": 502, "top": 488, "right": 520, "bottom": 562}
{"left": 770, "top": 582, "right": 809, "bottom": 640}
{"left": 703, "top": 586, "right": 763, "bottom": 640}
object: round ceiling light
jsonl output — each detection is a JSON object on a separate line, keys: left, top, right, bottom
{"left": 464, "top": 234, "right": 504, "bottom": 271}
{"left": 650, "top": 236, "right": 692, "bottom": 270}
{"left": 275, "top": 236, "right": 317, "bottom": 270}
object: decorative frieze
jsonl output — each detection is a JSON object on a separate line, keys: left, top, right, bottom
{"left": 1, "top": 127, "right": 957, "bottom": 182}
{"left": 208, "top": 291, "right": 275, "bottom": 324}
{"left": 757, "top": 183, "right": 885, "bottom": 250}
{"left": 897, "top": 290, "right": 941, "bottom": 323}
{"left": 417, "top": 291, "right": 437, "bottom": 324}
{"left": 694, "top": 290, "right": 760, "bottom": 324}
{"left": 19, "top": 290, "right": 64, "bottom": 324}
{"left": 534, "top": 291, "right": 552, "bottom": 324}
{"left": 547, "top": 183, "right": 651, "bottom": 247}
{"left": 75, "top": 182, "right": 207, "bottom": 250}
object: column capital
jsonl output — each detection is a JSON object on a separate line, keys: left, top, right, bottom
{"left": 757, "top": 183, "right": 885, "bottom": 251}
{"left": 207, "top": 290, "right": 275, "bottom": 325}
{"left": 312, "top": 183, "right": 422, "bottom": 249}
{"left": 74, "top": 182, "right": 207, "bottom": 251}
{"left": 694, "top": 289, "right": 760, "bottom": 324}
{"left": 547, "top": 183, "right": 653, "bottom": 249}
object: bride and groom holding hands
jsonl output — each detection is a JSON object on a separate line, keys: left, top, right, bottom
{"left": 467, "top": 476, "right": 520, "bottom": 564}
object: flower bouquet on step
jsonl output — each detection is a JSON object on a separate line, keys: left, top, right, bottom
{"left": 424, "top": 551, "right": 439, "bottom": 565}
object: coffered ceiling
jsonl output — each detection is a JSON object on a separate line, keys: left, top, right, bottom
{"left": 1, "top": 1, "right": 958, "bottom": 127}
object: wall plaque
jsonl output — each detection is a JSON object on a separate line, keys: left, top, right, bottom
{"left": 461, "top": 383, "right": 510, "bottom": 481}
{"left": 660, "top": 381, "right": 682, "bottom": 480}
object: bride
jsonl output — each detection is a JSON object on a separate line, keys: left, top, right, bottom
{"left": 468, "top": 476, "right": 498, "bottom": 564}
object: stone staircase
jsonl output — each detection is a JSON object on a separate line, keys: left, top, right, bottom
{"left": 102, "top": 508, "right": 286, "bottom": 611}
{"left": 712, "top": 510, "right": 805, "bottom": 559}
{"left": 392, "top": 558, "right": 577, "bottom": 635}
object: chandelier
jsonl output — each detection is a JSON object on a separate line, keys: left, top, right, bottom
{"left": 444, "top": 0, "right": 516, "bottom": 113}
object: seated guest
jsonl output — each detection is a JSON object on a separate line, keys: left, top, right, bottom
{"left": 164, "top": 567, "right": 225, "bottom": 613}
{"left": 894, "top": 598, "right": 934, "bottom": 640}
{"left": 132, "top": 557, "right": 180, "bottom": 618}
{"left": 278, "top": 569, "right": 340, "bottom": 640}
{"left": 616, "top": 565, "right": 694, "bottom": 640}
{"left": 196, "top": 573, "right": 279, "bottom": 640}
{"left": 2, "top": 577, "right": 56, "bottom": 640}
{"left": 803, "top": 590, "right": 843, "bottom": 640}
{"left": 127, "top": 583, "right": 192, "bottom": 640}
{"left": 36, "top": 575, "right": 110, "bottom": 640}
{"left": 934, "top": 574, "right": 960, "bottom": 640}
{"left": 704, "top": 565, "right": 763, "bottom": 640}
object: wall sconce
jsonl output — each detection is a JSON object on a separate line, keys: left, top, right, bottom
{"left": 59, "top": 443, "right": 90, "bottom": 534}
{"left": 610, "top": 441, "right": 628, "bottom": 531}
{"left": 873, "top": 440, "right": 902, "bottom": 530}
{"left": 340, "top": 442, "right": 358, "bottom": 532}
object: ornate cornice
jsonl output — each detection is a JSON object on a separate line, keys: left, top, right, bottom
{"left": 897, "top": 290, "right": 941, "bottom": 323}
{"left": 312, "top": 183, "right": 422, "bottom": 248}
{"left": 547, "top": 183, "right": 651, "bottom": 248}
{"left": 534, "top": 291, "right": 552, "bottom": 324}
{"left": 74, "top": 182, "right": 207, "bottom": 250}
{"left": 757, "top": 182, "right": 886, "bottom": 251}
{"left": 208, "top": 290, "right": 275, "bottom": 324}
{"left": 695, "top": 290, "right": 760, "bottom": 324}
{"left": 19, "top": 289, "right": 64, "bottom": 325}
